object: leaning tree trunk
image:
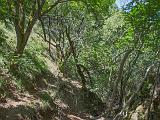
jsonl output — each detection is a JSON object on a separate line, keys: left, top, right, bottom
{"left": 13, "top": 0, "right": 46, "bottom": 55}
{"left": 65, "top": 26, "right": 87, "bottom": 90}
{"left": 108, "top": 49, "right": 132, "bottom": 113}
{"left": 15, "top": 24, "right": 34, "bottom": 55}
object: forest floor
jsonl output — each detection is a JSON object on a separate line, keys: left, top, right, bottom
{"left": 0, "top": 52, "right": 106, "bottom": 120}
{"left": 0, "top": 26, "right": 107, "bottom": 120}
{"left": 1, "top": 26, "right": 158, "bottom": 120}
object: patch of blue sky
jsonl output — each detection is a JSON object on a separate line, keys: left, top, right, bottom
{"left": 115, "top": 0, "right": 132, "bottom": 8}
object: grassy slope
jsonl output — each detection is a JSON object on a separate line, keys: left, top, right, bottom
{"left": 0, "top": 24, "right": 105, "bottom": 120}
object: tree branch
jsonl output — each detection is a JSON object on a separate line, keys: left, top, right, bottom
{"left": 113, "top": 63, "right": 156, "bottom": 120}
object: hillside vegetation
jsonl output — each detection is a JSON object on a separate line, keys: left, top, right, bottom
{"left": 0, "top": 0, "right": 160, "bottom": 120}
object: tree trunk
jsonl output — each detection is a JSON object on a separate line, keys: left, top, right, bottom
{"left": 108, "top": 49, "right": 132, "bottom": 112}
{"left": 65, "top": 27, "right": 87, "bottom": 89}
{"left": 13, "top": 0, "right": 44, "bottom": 55}
{"left": 15, "top": 29, "right": 32, "bottom": 55}
{"left": 16, "top": 34, "right": 25, "bottom": 55}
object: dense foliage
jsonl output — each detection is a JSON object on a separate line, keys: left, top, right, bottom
{"left": 0, "top": 0, "right": 160, "bottom": 120}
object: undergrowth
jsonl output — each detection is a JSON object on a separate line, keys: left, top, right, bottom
{"left": 0, "top": 23, "right": 48, "bottom": 92}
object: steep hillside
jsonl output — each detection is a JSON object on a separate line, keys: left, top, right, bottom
{"left": 1, "top": 0, "right": 160, "bottom": 119}
{"left": 0, "top": 24, "right": 105, "bottom": 120}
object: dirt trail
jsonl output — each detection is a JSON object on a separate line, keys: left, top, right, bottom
{"left": 0, "top": 54, "right": 105, "bottom": 120}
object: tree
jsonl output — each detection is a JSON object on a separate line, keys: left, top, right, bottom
{"left": 0, "top": 0, "right": 115, "bottom": 55}
{"left": 0, "top": 0, "right": 61, "bottom": 55}
{"left": 36, "top": 0, "right": 115, "bottom": 88}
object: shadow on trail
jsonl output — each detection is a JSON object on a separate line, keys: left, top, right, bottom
{"left": 1, "top": 47, "right": 106, "bottom": 119}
